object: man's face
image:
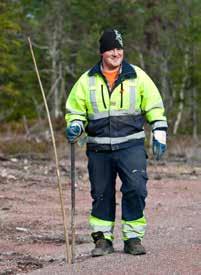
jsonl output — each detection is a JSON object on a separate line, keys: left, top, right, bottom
{"left": 101, "top": 48, "right": 124, "bottom": 70}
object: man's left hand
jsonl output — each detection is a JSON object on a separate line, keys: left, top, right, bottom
{"left": 152, "top": 130, "right": 167, "bottom": 161}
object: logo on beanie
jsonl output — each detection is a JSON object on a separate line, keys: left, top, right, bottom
{"left": 114, "top": 29, "right": 123, "bottom": 47}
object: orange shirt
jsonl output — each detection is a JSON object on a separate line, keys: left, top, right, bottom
{"left": 102, "top": 68, "right": 119, "bottom": 90}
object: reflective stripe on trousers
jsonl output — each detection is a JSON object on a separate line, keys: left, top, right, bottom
{"left": 122, "top": 216, "right": 147, "bottom": 240}
{"left": 89, "top": 215, "right": 146, "bottom": 241}
{"left": 89, "top": 215, "right": 115, "bottom": 241}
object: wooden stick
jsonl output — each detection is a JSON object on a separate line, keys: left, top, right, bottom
{"left": 28, "top": 37, "right": 71, "bottom": 264}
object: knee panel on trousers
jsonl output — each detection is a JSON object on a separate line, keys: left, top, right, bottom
{"left": 121, "top": 169, "right": 148, "bottom": 221}
{"left": 121, "top": 169, "right": 148, "bottom": 198}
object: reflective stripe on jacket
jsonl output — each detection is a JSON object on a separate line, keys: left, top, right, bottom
{"left": 65, "top": 61, "right": 167, "bottom": 149}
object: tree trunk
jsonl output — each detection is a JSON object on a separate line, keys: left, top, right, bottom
{"left": 159, "top": 52, "right": 171, "bottom": 111}
{"left": 192, "top": 87, "right": 198, "bottom": 140}
{"left": 50, "top": 27, "right": 59, "bottom": 118}
{"left": 173, "top": 49, "right": 190, "bottom": 135}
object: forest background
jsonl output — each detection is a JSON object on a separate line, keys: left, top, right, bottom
{"left": 1, "top": 0, "right": 201, "bottom": 159}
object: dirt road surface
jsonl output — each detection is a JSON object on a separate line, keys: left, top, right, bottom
{"left": 0, "top": 148, "right": 201, "bottom": 275}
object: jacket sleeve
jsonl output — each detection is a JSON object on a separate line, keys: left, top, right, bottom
{"left": 65, "top": 74, "right": 88, "bottom": 127}
{"left": 137, "top": 67, "right": 168, "bottom": 130}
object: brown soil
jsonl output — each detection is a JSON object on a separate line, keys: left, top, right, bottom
{"left": 0, "top": 145, "right": 201, "bottom": 275}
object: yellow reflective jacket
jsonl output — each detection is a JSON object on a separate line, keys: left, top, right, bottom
{"left": 65, "top": 61, "right": 167, "bottom": 150}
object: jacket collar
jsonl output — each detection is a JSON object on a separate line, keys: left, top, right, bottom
{"left": 88, "top": 60, "right": 137, "bottom": 80}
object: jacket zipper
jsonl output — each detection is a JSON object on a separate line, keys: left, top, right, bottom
{"left": 101, "top": 84, "right": 107, "bottom": 109}
{"left": 120, "top": 82, "right": 124, "bottom": 108}
{"left": 101, "top": 73, "right": 124, "bottom": 108}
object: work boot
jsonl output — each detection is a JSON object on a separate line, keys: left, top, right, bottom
{"left": 91, "top": 231, "right": 114, "bottom": 257}
{"left": 124, "top": 238, "right": 146, "bottom": 255}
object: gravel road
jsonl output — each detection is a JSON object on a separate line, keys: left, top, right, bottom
{"left": 27, "top": 162, "right": 201, "bottom": 275}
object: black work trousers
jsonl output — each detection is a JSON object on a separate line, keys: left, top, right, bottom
{"left": 87, "top": 144, "right": 148, "bottom": 222}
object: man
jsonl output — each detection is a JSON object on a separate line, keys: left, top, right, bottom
{"left": 65, "top": 29, "right": 167, "bottom": 257}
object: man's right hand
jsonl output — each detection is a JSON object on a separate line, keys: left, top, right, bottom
{"left": 65, "top": 121, "right": 83, "bottom": 143}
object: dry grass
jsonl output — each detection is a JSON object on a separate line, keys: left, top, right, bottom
{"left": 1, "top": 121, "right": 201, "bottom": 162}
{"left": 167, "top": 135, "right": 201, "bottom": 161}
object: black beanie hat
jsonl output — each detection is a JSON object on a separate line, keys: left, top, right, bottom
{"left": 99, "top": 28, "right": 123, "bottom": 53}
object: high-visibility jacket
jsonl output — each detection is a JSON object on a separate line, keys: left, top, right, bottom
{"left": 65, "top": 60, "right": 167, "bottom": 150}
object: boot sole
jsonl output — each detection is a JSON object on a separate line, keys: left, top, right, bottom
{"left": 92, "top": 247, "right": 114, "bottom": 257}
{"left": 124, "top": 247, "right": 146, "bottom": 255}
